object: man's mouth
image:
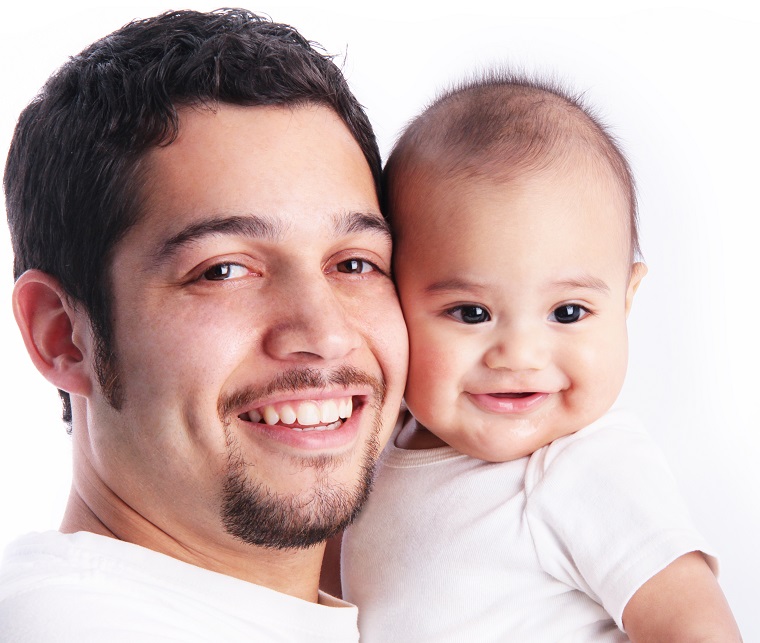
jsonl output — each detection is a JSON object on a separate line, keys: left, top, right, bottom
{"left": 238, "top": 396, "right": 353, "bottom": 432}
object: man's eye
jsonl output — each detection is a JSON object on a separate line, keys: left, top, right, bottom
{"left": 201, "top": 263, "right": 248, "bottom": 281}
{"left": 335, "top": 259, "right": 375, "bottom": 274}
{"left": 448, "top": 305, "right": 491, "bottom": 324}
{"left": 550, "top": 304, "right": 589, "bottom": 324}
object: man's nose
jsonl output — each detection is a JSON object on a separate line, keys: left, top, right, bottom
{"left": 261, "top": 272, "right": 362, "bottom": 363}
{"left": 483, "top": 322, "right": 550, "bottom": 372}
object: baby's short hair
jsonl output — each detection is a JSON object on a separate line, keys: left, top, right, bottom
{"left": 384, "top": 71, "right": 640, "bottom": 260}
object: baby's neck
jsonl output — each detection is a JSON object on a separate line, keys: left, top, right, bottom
{"left": 395, "top": 413, "right": 450, "bottom": 450}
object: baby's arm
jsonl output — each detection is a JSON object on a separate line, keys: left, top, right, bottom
{"left": 622, "top": 551, "right": 741, "bottom": 642}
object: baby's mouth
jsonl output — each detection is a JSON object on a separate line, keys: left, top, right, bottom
{"left": 238, "top": 396, "right": 353, "bottom": 432}
{"left": 490, "top": 392, "right": 537, "bottom": 399}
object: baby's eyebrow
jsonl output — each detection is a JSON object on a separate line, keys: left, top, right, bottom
{"left": 424, "top": 278, "right": 486, "bottom": 295}
{"left": 552, "top": 276, "right": 610, "bottom": 293}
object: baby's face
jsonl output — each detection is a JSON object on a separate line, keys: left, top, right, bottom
{"left": 393, "top": 161, "right": 646, "bottom": 462}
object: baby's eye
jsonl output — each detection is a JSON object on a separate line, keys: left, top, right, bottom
{"left": 202, "top": 263, "right": 248, "bottom": 281}
{"left": 335, "top": 258, "right": 376, "bottom": 274}
{"left": 448, "top": 305, "right": 491, "bottom": 324}
{"left": 549, "top": 304, "right": 589, "bottom": 324}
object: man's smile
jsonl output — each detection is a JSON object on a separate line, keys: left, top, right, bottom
{"left": 239, "top": 396, "right": 354, "bottom": 430}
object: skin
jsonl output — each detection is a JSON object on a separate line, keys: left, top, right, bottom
{"left": 394, "top": 158, "right": 646, "bottom": 460}
{"left": 13, "top": 103, "right": 408, "bottom": 603}
{"left": 391, "top": 155, "right": 741, "bottom": 641}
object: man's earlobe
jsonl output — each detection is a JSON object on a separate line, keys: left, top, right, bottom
{"left": 12, "top": 270, "right": 93, "bottom": 396}
{"left": 625, "top": 262, "right": 648, "bottom": 317}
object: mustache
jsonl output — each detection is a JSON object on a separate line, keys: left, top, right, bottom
{"left": 218, "top": 365, "right": 386, "bottom": 422}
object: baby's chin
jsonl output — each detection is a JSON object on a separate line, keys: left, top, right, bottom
{"left": 418, "top": 398, "right": 614, "bottom": 462}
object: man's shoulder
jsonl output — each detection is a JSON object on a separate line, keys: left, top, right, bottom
{"left": 0, "top": 532, "right": 157, "bottom": 634}
{"left": 0, "top": 531, "right": 360, "bottom": 642}
{"left": 0, "top": 531, "right": 84, "bottom": 591}
{"left": 0, "top": 531, "right": 142, "bottom": 641}
{"left": 0, "top": 530, "right": 166, "bottom": 592}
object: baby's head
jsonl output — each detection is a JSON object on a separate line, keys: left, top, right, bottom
{"left": 386, "top": 73, "right": 647, "bottom": 462}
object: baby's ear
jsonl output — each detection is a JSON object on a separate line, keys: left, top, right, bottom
{"left": 625, "top": 262, "right": 648, "bottom": 317}
{"left": 12, "top": 270, "right": 94, "bottom": 397}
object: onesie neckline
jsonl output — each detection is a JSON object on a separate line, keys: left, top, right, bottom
{"left": 383, "top": 412, "right": 468, "bottom": 468}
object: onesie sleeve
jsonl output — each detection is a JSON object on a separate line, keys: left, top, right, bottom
{"left": 523, "top": 410, "right": 717, "bottom": 632}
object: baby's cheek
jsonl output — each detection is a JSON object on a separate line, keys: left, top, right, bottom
{"left": 407, "top": 343, "right": 441, "bottom": 394}
{"left": 409, "top": 331, "right": 463, "bottom": 388}
{"left": 569, "top": 335, "right": 628, "bottom": 417}
{"left": 406, "top": 342, "right": 457, "bottom": 407}
{"left": 592, "top": 330, "right": 629, "bottom": 389}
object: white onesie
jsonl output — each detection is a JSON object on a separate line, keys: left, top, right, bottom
{"left": 342, "top": 408, "right": 715, "bottom": 642}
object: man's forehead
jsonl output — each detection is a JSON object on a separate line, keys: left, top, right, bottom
{"left": 116, "top": 103, "right": 383, "bottom": 265}
{"left": 166, "top": 102, "right": 358, "bottom": 154}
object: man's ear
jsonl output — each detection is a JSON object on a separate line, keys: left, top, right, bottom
{"left": 12, "top": 270, "right": 93, "bottom": 397}
{"left": 625, "top": 262, "right": 648, "bottom": 317}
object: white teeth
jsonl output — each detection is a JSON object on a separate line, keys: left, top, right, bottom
{"left": 338, "top": 398, "right": 352, "bottom": 419}
{"left": 296, "top": 402, "right": 320, "bottom": 425}
{"left": 262, "top": 406, "right": 279, "bottom": 426}
{"left": 320, "top": 399, "right": 339, "bottom": 423}
{"left": 279, "top": 405, "right": 297, "bottom": 425}
{"left": 246, "top": 397, "right": 353, "bottom": 428}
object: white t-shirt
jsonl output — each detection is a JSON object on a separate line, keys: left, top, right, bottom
{"left": 342, "top": 408, "right": 716, "bottom": 642}
{"left": 0, "top": 530, "right": 359, "bottom": 642}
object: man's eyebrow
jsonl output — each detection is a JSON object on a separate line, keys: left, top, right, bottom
{"left": 333, "top": 210, "right": 391, "bottom": 241}
{"left": 151, "top": 210, "right": 389, "bottom": 265}
{"left": 152, "top": 214, "right": 283, "bottom": 264}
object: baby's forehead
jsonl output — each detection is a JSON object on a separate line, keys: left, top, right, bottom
{"left": 392, "top": 165, "right": 634, "bottom": 293}
{"left": 399, "top": 148, "right": 627, "bottom": 217}
{"left": 393, "top": 156, "right": 633, "bottom": 272}
{"left": 392, "top": 143, "right": 634, "bottom": 266}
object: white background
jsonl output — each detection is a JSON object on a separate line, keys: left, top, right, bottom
{"left": 1, "top": 0, "right": 758, "bottom": 638}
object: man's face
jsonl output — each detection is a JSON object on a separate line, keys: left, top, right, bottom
{"left": 82, "top": 104, "right": 407, "bottom": 549}
{"left": 393, "top": 160, "right": 644, "bottom": 462}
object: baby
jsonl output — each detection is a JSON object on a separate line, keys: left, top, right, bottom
{"left": 340, "top": 75, "right": 741, "bottom": 641}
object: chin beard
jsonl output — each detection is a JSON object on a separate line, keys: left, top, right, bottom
{"left": 220, "top": 433, "right": 379, "bottom": 550}
{"left": 218, "top": 366, "right": 386, "bottom": 550}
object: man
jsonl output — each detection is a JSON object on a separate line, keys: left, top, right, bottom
{"left": 1, "top": 9, "right": 407, "bottom": 640}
